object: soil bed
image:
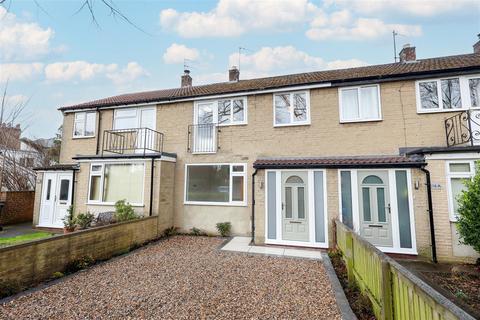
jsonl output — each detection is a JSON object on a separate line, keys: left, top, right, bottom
{"left": 328, "top": 250, "right": 376, "bottom": 320}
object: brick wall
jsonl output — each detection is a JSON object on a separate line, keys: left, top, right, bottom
{"left": 0, "top": 191, "right": 34, "bottom": 225}
{"left": 0, "top": 216, "right": 164, "bottom": 290}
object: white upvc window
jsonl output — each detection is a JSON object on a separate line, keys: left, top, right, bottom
{"left": 87, "top": 162, "right": 145, "bottom": 206}
{"left": 273, "top": 91, "right": 310, "bottom": 126}
{"left": 446, "top": 160, "right": 476, "bottom": 221}
{"left": 73, "top": 111, "right": 96, "bottom": 138}
{"left": 339, "top": 85, "right": 382, "bottom": 123}
{"left": 184, "top": 163, "right": 247, "bottom": 206}
{"left": 194, "top": 97, "right": 247, "bottom": 126}
{"left": 113, "top": 107, "right": 156, "bottom": 130}
{"left": 416, "top": 74, "right": 480, "bottom": 113}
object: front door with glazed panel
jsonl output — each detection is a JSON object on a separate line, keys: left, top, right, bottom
{"left": 281, "top": 172, "right": 309, "bottom": 242}
{"left": 358, "top": 171, "right": 393, "bottom": 247}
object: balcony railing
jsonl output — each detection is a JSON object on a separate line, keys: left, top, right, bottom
{"left": 445, "top": 110, "right": 480, "bottom": 147}
{"left": 102, "top": 128, "right": 164, "bottom": 156}
{"left": 187, "top": 123, "right": 219, "bottom": 153}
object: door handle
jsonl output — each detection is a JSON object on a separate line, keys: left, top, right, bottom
{"left": 282, "top": 202, "right": 285, "bottom": 210}
{"left": 368, "top": 224, "right": 383, "bottom": 228}
{"left": 386, "top": 204, "right": 391, "bottom": 214}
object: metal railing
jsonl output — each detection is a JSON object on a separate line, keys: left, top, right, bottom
{"left": 102, "top": 128, "right": 164, "bottom": 156}
{"left": 187, "top": 123, "right": 219, "bottom": 153}
{"left": 445, "top": 109, "right": 480, "bottom": 147}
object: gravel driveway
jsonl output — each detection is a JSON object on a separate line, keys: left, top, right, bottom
{"left": 0, "top": 236, "right": 341, "bottom": 319}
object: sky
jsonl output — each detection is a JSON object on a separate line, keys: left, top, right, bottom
{"left": 1, "top": 0, "right": 479, "bottom": 139}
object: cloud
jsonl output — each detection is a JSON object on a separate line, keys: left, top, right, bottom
{"left": 0, "top": 63, "right": 44, "bottom": 82}
{"left": 306, "top": 15, "right": 422, "bottom": 41}
{"left": 0, "top": 7, "right": 53, "bottom": 61}
{"left": 106, "top": 62, "right": 149, "bottom": 85}
{"left": 220, "top": 46, "right": 369, "bottom": 80}
{"left": 44, "top": 61, "right": 148, "bottom": 85}
{"left": 327, "top": 0, "right": 477, "bottom": 17}
{"left": 163, "top": 43, "right": 200, "bottom": 64}
{"left": 4, "top": 94, "right": 29, "bottom": 107}
{"left": 160, "top": 0, "right": 319, "bottom": 37}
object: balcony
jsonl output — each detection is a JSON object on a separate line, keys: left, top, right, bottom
{"left": 445, "top": 109, "right": 480, "bottom": 147}
{"left": 102, "top": 128, "right": 164, "bottom": 156}
{"left": 187, "top": 123, "right": 220, "bottom": 153}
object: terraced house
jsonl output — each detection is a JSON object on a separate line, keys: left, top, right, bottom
{"left": 33, "top": 42, "right": 480, "bottom": 263}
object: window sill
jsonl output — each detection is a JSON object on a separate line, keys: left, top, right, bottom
{"left": 339, "top": 118, "right": 382, "bottom": 124}
{"left": 416, "top": 108, "right": 466, "bottom": 114}
{"left": 217, "top": 122, "right": 248, "bottom": 127}
{"left": 184, "top": 201, "right": 247, "bottom": 207}
{"left": 72, "top": 135, "right": 96, "bottom": 139}
{"left": 273, "top": 122, "right": 311, "bottom": 128}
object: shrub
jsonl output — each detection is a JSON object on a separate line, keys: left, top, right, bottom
{"left": 76, "top": 212, "right": 95, "bottom": 230}
{"left": 216, "top": 222, "right": 232, "bottom": 237}
{"left": 51, "top": 271, "right": 64, "bottom": 279}
{"left": 62, "top": 206, "right": 76, "bottom": 230}
{"left": 164, "top": 226, "right": 178, "bottom": 237}
{"left": 190, "top": 227, "right": 205, "bottom": 236}
{"left": 456, "top": 162, "right": 480, "bottom": 254}
{"left": 65, "top": 256, "right": 95, "bottom": 273}
{"left": 114, "top": 200, "right": 138, "bottom": 222}
{"left": 0, "top": 280, "right": 21, "bottom": 298}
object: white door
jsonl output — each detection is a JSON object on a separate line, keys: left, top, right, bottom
{"left": 39, "top": 172, "right": 57, "bottom": 226}
{"left": 194, "top": 102, "right": 216, "bottom": 153}
{"left": 137, "top": 108, "right": 156, "bottom": 152}
{"left": 358, "top": 171, "right": 393, "bottom": 247}
{"left": 281, "top": 172, "right": 309, "bottom": 242}
{"left": 38, "top": 172, "right": 73, "bottom": 228}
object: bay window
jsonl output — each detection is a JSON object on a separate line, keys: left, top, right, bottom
{"left": 339, "top": 85, "right": 381, "bottom": 122}
{"left": 88, "top": 163, "right": 144, "bottom": 205}
{"left": 447, "top": 161, "right": 477, "bottom": 221}
{"left": 185, "top": 163, "right": 246, "bottom": 205}
{"left": 274, "top": 91, "right": 310, "bottom": 126}
{"left": 73, "top": 112, "right": 96, "bottom": 138}
{"left": 417, "top": 75, "right": 480, "bottom": 112}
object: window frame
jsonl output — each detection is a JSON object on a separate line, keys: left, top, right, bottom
{"left": 113, "top": 106, "right": 157, "bottom": 130}
{"left": 184, "top": 163, "right": 247, "bottom": 206}
{"left": 446, "top": 160, "right": 476, "bottom": 222}
{"left": 273, "top": 90, "right": 311, "bottom": 127}
{"left": 416, "top": 74, "right": 480, "bottom": 114}
{"left": 87, "top": 162, "right": 145, "bottom": 206}
{"left": 72, "top": 111, "right": 96, "bottom": 138}
{"left": 338, "top": 84, "right": 382, "bottom": 123}
{"left": 193, "top": 97, "right": 248, "bottom": 127}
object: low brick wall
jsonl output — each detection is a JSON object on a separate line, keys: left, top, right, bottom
{"left": 0, "top": 191, "right": 34, "bottom": 225}
{"left": 0, "top": 216, "right": 162, "bottom": 290}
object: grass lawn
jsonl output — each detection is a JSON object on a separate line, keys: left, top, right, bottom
{"left": 0, "top": 232, "right": 53, "bottom": 247}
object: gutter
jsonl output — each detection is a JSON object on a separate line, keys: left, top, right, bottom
{"left": 253, "top": 162, "right": 426, "bottom": 170}
{"left": 251, "top": 168, "right": 258, "bottom": 244}
{"left": 420, "top": 166, "right": 438, "bottom": 263}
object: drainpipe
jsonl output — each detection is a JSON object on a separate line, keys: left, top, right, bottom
{"left": 420, "top": 167, "right": 438, "bottom": 263}
{"left": 149, "top": 158, "right": 154, "bottom": 216}
{"left": 251, "top": 168, "right": 258, "bottom": 244}
{"left": 95, "top": 108, "right": 102, "bottom": 155}
{"left": 71, "top": 169, "right": 76, "bottom": 209}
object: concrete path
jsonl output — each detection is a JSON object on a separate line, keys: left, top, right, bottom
{"left": 221, "top": 236, "right": 323, "bottom": 260}
{"left": 0, "top": 223, "right": 38, "bottom": 238}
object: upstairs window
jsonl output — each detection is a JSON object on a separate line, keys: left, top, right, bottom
{"left": 339, "top": 85, "right": 381, "bottom": 122}
{"left": 417, "top": 75, "right": 480, "bottom": 112}
{"left": 274, "top": 91, "right": 310, "bottom": 126}
{"left": 194, "top": 97, "right": 247, "bottom": 126}
{"left": 73, "top": 112, "right": 96, "bottom": 138}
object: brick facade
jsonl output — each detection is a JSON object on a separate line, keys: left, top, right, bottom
{"left": 0, "top": 191, "right": 34, "bottom": 225}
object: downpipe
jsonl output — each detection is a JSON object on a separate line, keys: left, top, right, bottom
{"left": 251, "top": 168, "right": 258, "bottom": 244}
{"left": 420, "top": 166, "right": 438, "bottom": 263}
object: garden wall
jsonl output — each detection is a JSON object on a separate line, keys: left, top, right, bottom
{"left": 0, "top": 216, "right": 162, "bottom": 291}
{"left": 0, "top": 191, "right": 34, "bottom": 225}
{"left": 335, "top": 220, "right": 475, "bottom": 320}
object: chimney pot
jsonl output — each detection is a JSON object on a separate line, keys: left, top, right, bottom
{"left": 181, "top": 69, "right": 192, "bottom": 87}
{"left": 229, "top": 66, "right": 240, "bottom": 82}
{"left": 399, "top": 44, "right": 416, "bottom": 63}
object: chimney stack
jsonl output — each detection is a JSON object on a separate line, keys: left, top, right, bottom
{"left": 229, "top": 66, "right": 240, "bottom": 82}
{"left": 474, "top": 34, "right": 480, "bottom": 54}
{"left": 399, "top": 44, "right": 416, "bottom": 63}
{"left": 181, "top": 69, "right": 192, "bottom": 87}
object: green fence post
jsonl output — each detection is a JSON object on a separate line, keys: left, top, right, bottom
{"left": 345, "top": 230, "right": 354, "bottom": 282}
{"left": 381, "top": 260, "right": 393, "bottom": 320}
